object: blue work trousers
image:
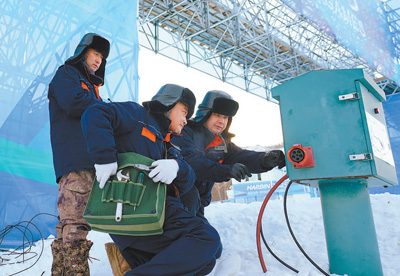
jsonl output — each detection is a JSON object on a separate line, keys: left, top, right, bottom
{"left": 180, "top": 186, "right": 223, "bottom": 259}
{"left": 111, "top": 197, "right": 220, "bottom": 276}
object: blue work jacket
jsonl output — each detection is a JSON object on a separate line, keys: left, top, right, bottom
{"left": 174, "top": 122, "right": 266, "bottom": 207}
{"left": 48, "top": 64, "right": 102, "bottom": 182}
{"left": 81, "top": 101, "right": 195, "bottom": 197}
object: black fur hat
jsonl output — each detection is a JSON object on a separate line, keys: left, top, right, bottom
{"left": 65, "top": 33, "right": 110, "bottom": 83}
{"left": 143, "top": 84, "right": 196, "bottom": 118}
{"left": 193, "top": 90, "right": 239, "bottom": 123}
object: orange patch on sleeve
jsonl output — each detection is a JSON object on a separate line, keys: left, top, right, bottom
{"left": 141, "top": 127, "right": 156, "bottom": 142}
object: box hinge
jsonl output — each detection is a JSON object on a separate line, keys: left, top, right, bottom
{"left": 339, "top": 92, "right": 360, "bottom": 101}
{"left": 349, "top": 153, "right": 373, "bottom": 161}
{"left": 339, "top": 92, "right": 359, "bottom": 101}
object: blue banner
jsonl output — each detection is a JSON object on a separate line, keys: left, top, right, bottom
{"left": 281, "top": 0, "right": 400, "bottom": 84}
{"left": 232, "top": 168, "right": 318, "bottom": 198}
{"left": 0, "top": 0, "right": 139, "bottom": 247}
{"left": 233, "top": 179, "right": 312, "bottom": 197}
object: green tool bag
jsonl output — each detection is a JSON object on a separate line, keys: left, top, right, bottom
{"left": 83, "top": 152, "right": 166, "bottom": 236}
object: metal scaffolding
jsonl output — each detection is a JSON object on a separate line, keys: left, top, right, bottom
{"left": 0, "top": 0, "right": 138, "bottom": 145}
{"left": 379, "top": 0, "right": 400, "bottom": 96}
{"left": 138, "top": 0, "right": 400, "bottom": 100}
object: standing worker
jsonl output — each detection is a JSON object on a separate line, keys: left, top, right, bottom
{"left": 174, "top": 90, "right": 286, "bottom": 257}
{"left": 48, "top": 33, "right": 110, "bottom": 275}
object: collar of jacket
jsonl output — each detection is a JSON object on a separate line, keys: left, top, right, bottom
{"left": 75, "top": 62, "right": 104, "bottom": 86}
{"left": 150, "top": 111, "right": 177, "bottom": 141}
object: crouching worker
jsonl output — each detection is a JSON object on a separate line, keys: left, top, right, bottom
{"left": 174, "top": 90, "right": 286, "bottom": 258}
{"left": 81, "top": 84, "right": 221, "bottom": 276}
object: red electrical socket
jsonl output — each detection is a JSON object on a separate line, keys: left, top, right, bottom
{"left": 287, "top": 144, "right": 314, "bottom": 168}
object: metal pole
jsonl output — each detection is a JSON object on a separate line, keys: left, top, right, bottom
{"left": 318, "top": 180, "right": 383, "bottom": 276}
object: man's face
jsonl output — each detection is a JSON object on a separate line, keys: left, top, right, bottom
{"left": 85, "top": 48, "right": 103, "bottom": 72}
{"left": 205, "top": 113, "right": 229, "bottom": 134}
{"left": 168, "top": 102, "right": 188, "bottom": 135}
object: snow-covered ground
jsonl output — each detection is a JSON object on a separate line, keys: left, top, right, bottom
{"left": 1, "top": 193, "right": 399, "bottom": 276}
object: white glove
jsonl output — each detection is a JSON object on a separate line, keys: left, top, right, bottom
{"left": 94, "top": 162, "right": 118, "bottom": 189}
{"left": 149, "top": 159, "right": 179, "bottom": 184}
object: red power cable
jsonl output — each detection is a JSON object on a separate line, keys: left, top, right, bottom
{"left": 256, "top": 174, "right": 288, "bottom": 273}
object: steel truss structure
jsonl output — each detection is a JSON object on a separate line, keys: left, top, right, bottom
{"left": 379, "top": 0, "right": 400, "bottom": 96}
{"left": 138, "top": 0, "right": 400, "bottom": 100}
{"left": 0, "top": 0, "right": 138, "bottom": 145}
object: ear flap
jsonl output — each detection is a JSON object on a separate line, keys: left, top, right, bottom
{"left": 212, "top": 97, "right": 239, "bottom": 117}
{"left": 180, "top": 88, "right": 196, "bottom": 118}
{"left": 142, "top": 101, "right": 170, "bottom": 113}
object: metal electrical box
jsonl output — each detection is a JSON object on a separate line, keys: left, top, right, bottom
{"left": 272, "top": 69, "right": 397, "bottom": 187}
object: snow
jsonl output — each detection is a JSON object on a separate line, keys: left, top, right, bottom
{"left": 1, "top": 193, "right": 399, "bottom": 276}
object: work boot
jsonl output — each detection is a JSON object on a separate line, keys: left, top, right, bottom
{"left": 51, "top": 239, "right": 65, "bottom": 276}
{"left": 105, "top": 242, "right": 131, "bottom": 276}
{"left": 63, "top": 240, "right": 93, "bottom": 276}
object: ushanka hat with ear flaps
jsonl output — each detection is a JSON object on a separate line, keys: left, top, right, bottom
{"left": 143, "top": 84, "right": 196, "bottom": 118}
{"left": 193, "top": 90, "right": 239, "bottom": 123}
{"left": 65, "top": 33, "right": 110, "bottom": 82}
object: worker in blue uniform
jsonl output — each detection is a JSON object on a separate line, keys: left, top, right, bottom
{"left": 48, "top": 33, "right": 110, "bottom": 275}
{"left": 81, "top": 84, "right": 220, "bottom": 276}
{"left": 174, "top": 90, "right": 286, "bottom": 258}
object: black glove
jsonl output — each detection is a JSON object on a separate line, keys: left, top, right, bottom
{"left": 261, "top": 150, "right": 286, "bottom": 170}
{"left": 229, "top": 163, "right": 252, "bottom": 182}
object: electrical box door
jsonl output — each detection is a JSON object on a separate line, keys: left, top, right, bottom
{"left": 272, "top": 69, "right": 397, "bottom": 187}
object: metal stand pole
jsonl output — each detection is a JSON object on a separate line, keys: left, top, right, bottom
{"left": 318, "top": 180, "right": 383, "bottom": 276}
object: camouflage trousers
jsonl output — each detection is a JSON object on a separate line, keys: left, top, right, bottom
{"left": 55, "top": 169, "right": 95, "bottom": 243}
